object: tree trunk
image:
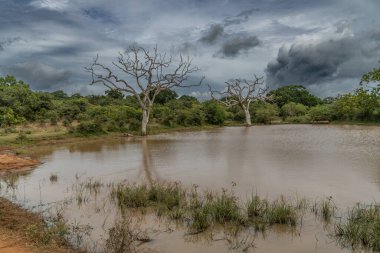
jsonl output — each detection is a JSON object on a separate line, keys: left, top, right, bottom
{"left": 141, "top": 109, "right": 149, "bottom": 136}
{"left": 244, "top": 108, "right": 252, "bottom": 126}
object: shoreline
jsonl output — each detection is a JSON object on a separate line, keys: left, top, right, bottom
{"left": 0, "top": 197, "right": 82, "bottom": 253}
{"left": 1, "top": 121, "right": 379, "bottom": 155}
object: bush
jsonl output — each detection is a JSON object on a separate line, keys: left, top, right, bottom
{"left": 281, "top": 102, "right": 308, "bottom": 117}
{"left": 202, "top": 101, "right": 227, "bottom": 125}
{"left": 74, "top": 120, "right": 105, "bottom": 135}
{"left": 285, "top": 115, "right": 311, "bottom": 123}
{"left": 308, "top": 104, "right": 334, "bottom": 121}
{"left": 251, "top": 102, "right": 279, "bottom": 124}
{"left": 0, "top": 107, "right": 25, "bottom": 126}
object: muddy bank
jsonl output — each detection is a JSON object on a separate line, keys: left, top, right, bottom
{"left": 0, "top": 197, "right": 80, "bottom": 253}
{"left": 0, "top": 153, "right": 39, "bottom": 172}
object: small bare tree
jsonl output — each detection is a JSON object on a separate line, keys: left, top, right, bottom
{"left": 86, "top": 46, "right": 203, "bottom": 136}
{"left": 209, "top": 76, "right": 267, "bottom": 126}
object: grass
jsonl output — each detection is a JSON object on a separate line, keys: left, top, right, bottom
{"left": 104, "top": 216, "right": 151, "bottom": 253}
{"left": 202, "top": 189, "right": 242, "bottom": 224}
{"left": 311, "top": 197, "right": 336, "bottom": 222}
{"left": 334, "top": 203, "right": 380, "bottom": 251}
{"left": 246, "top": 195, "right": 298, "bottom": 231}
{"left": 0, "top": 197, "right": 83, "bottom": 252}
{"left": 49, "top": 173, "right": 58, "bottom": 183}
{"left": 111, "top": 182, "right": 303, "bottom": 234}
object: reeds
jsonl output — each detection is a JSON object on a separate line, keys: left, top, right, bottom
{"left": 334, "top": 203, "right": 380, "bottom": 251}
{"left": 111, "top": 182, "right": 302, "bottom": 234}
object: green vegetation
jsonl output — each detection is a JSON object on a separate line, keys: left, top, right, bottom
{"left": 111, "top": 182, "right": 303, "bottom": 234}
{"left": 0, "top": 64, "right": 379, "bottom": 140}
{"left": 334, "top": 204, "right": 380, "bottom": 251}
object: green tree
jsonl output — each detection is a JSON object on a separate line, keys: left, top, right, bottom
{"left": 150, "top": 89, "right": 178, "bottom": 104}
{"left": 106, "top": 89, "right": 125, "bottom": 99}
{"left": 268, "top": 85, "right": 322, "bottom": 107}
{"left": 281, "top": 102, "right": 307, "bottom": 118}
{"left": 250, "top": 101, "right": 279, "bottom": 124}
{"left": 202, "top": 100, "right": 227, "bottom": 125}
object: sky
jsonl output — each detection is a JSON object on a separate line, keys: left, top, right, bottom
{"left": 0, "top": 0, "right": 379, "bottom": 98}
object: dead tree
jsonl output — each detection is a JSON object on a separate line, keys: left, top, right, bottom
{"left": 86, "top": 46, "right": 204, "bottom": 136}
{"left": 209, "top": 76, "right": 267, "bottom": 126}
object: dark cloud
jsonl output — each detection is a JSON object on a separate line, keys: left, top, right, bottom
{"left": 265, "top": 30, "right": 380, "bottom": 90}
{"left": 6, "top": 62, "right": 72, "bottom": 90}
{"left": 176, "top": 42, "right": 197, "bottom": 54}
{"left": 224, "top": 8, "right": 259, "bottom": 26}
{"left": 199, "top": 24, "right": 224, "bottom": 44}
{"left": 83, "top": 7, "right": 117, "bottom": 24}
{"left": 0, "top": 37, "right": 22, "bottom": 51}
{"left": 266, "top": 38, "right": 354, "bottom": 87}
{"left": 216, "top": 35, "right": 260, "bottom": 58}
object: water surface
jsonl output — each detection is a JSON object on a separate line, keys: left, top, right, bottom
{"left": 1, "top": 125, "right": 380, "bottom": 252}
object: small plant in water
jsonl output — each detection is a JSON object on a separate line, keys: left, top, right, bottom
{"left": 104, "top": 215, "right": 152, "bottom": 253}
{"left": 49, "top": 174, "right": 58, "bottom": 183}
{"left": 312, "top": 196, "right": 336, "bottom": 222}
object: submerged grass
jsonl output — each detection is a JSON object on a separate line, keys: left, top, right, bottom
{"left": 334, "top": 203, "right": 380, "bottom": 251}
{"left": 111, "top": 182, "right": 303, "bottom": 234}
{"left": 246, "top": 195, "right": 298, "bottom": 231}
{"left": 312, "top": 197, "right": 336, "bottom": 222}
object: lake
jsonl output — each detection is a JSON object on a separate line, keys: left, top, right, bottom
{"left": 1, "top": 125, "right": 380, "bottom": 252}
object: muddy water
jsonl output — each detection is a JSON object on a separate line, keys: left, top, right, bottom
{"left": 1, "top": 125, "right": 380, "bottom": 252}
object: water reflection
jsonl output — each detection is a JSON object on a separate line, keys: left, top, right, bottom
{"left": 139, "top": 138, "right": 160, "bottom": 185}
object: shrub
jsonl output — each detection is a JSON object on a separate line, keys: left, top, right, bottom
{"left": 281, "top": 102, "right": 308, "bottom": 117}
{"left": 308, "top": 104, "right": 334, "bottom": 121}
{"left": 202, "top": 101, "right": 228, "bottom": 125}
{"left": 74, "top": 120, "right": 105, "bottom": 135}
{"left": 251, "top": 102, "right": 279, "bottom": 124}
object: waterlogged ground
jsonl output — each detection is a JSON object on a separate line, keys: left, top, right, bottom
{"left": 1, "top": 125, "right": 380, "bottom": 252}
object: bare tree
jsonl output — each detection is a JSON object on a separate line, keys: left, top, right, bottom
{"left": 86, "top": 46, "right": 204, "bottom": 136}
{"left": 209, "top": 76, "right": 267, "bottom": 126}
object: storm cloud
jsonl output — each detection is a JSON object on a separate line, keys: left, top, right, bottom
{"left": 0, "top": 0, "right": 379, "bottom": 96}
{"left": 224, "top": 8, "right": 259, "bottom": 26}
{"left": 7, "top": 62, "right": 72, "bottom": 90}
{"left": 216, "top": 35, "right": 260, "bottom": 58}
{"left": 199, "top": 24, "right": 224, "bottom": 44}
{"left": 265, "top": 30, "right": 380, "bottom": 91}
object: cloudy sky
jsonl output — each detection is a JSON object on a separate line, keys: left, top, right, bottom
{"left": 1, "top": 0, "right": 379, "bottom": 98}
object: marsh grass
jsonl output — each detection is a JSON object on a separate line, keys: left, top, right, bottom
{"left": 334, "top": 204, "right": 380, "bottom": 251}
{"left": 49, "top": 174, "right": 58, "bottom": 183}
{"left": 312, "top": 197, "right": 336, "bottom": 222}
{"left": 246, "top": 195, "right": 299, "bottom": 231}
{"left": 111, "top": 182, "right": 303, "bottom": 235}
{"left": 81, "top": 178, "right": 103, "bottom": 195}
{"left": 104, "top": 216, "right": 152, "bottom": 253}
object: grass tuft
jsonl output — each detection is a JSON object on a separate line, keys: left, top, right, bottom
{"left": 334, "top": 203, "right": 380, "bottom": 251}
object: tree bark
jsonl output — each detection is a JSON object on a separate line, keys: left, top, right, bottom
{"left": 141, "top": 109, "right": 149, "bottom": 136}
{"left": 244, "top": 108, "right": 252, "bottom": 126}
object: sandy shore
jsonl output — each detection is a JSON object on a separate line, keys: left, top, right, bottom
{"left": 0, "top": 154, "right": 39, "bottom": 172}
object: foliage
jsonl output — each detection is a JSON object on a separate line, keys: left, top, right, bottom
{"left": 308, "top": 104, "right": 335, "bottom": 121}
{"left": 250, "top": 101, "right": 279, "bottom": 124}
{"left": 268, "top": 85, "right": 322, "bottom": 107}
{"left": 334, "top": 204, "right": 380, "bottom": 251}
{"left": 281, "top": 102, "right": 308, "bottom": 117}
{"left": 1, "top": 70, "right": 380, "bottom": 132}
{"left": 202, "top": 100, "right": 228, "bottom": 125}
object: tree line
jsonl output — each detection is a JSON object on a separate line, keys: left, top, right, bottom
{"left": 0, "top": 73, "right": 379, "bottom": 136}
{"left": 0, "top": 46, "right": 379, "bottom": 136}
